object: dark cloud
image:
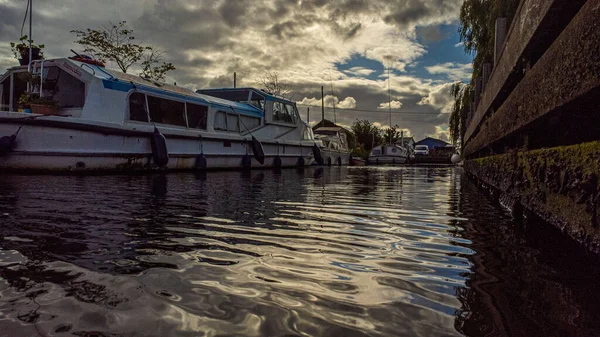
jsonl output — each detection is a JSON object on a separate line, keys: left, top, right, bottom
{"left": 0, "top": 0, "right": 464, "bottom": 140}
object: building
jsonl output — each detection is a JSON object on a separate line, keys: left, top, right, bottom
{"left": 415, "top": 137, "right": 449, "bottom": 150}
{"left": 396, "top": 136, "right": 415, "bottom": 151}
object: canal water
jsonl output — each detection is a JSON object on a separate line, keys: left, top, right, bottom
{"left": 0, "top": 167, "right": 599, "bottom": 336}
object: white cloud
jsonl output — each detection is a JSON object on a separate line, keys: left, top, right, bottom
{"left": 298, "top": 95, "right": 357, "bottom": 109}
{"left": 0, "top": 0, "right": 465, "bottom": 140}
{"left": 377, "top": 100, "right": 403, "bottom": 109}
{"left": 417, "top": 82, "right": 455, "bottom": 113}
{"left": 425, "top": 62, "right": 472, "bottom": 81}
{"left": 454, "top": 41, "right": 464, "bottom": 48}
{"left": 344, "top": 67, "right": 375, "bottom": 77}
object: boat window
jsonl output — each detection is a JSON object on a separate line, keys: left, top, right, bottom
{"left": 240, "top": 115, "right": 260, "bottom": 130}
{"left": 0, "top": 77, "right": 9, "bottom": 111}
{"left": 47, "top": 67, "right": 85, "bottom": 108}
{"left": 186, "top": 103, "right": 208, "bottom": 129}
{"left": 273, "top": 101, "right": 298, "bottom": 124}
{"left": 249, "top": 92, "right": 265, "bottom": 110}
{"left": 128, "top": 92, "right": 149, "bottom": 122}
{"left": 227, "top": 114, "right": 240, "bottom": 132}
{"left": 214, "top": 111, "right": 228, "bottom": 131}
{"left": 284, "top": 104, "right": 298, "bottom": 124}
{"left": 0, "top": 73, "right": 27, "bottom": 112}
{"left": 147, "top": 95, "right": 186, "bottom": 127}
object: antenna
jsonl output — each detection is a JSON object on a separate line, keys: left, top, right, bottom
{"left": 387, "top": 64, "right": 392, "bottom": 144}
{"left": 28, "top": 0, "right": 32, "bottom": 72}
{"left": 329, "top": 69, "right": 336, "bottom": 124}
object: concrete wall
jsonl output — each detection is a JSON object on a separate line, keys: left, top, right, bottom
{"left": 462, "top": 0, "right": 600, "bottom": 253}
{"left": 465, "top": 142, "right": 600, "bottom": 253}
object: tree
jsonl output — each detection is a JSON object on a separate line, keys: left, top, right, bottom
{"left": 382, "top": 125, "right": 403, "bottom": 144}
{"left": 452, "top": 0, "right": 518, "bottom": 143}
{"left": 351, "top": 119, "right": 382, "bottom": 153}
{"left": 458, "top": 0, "right": 520, "bottom": 80}
{"left": 449, "top": 82, "right": 473, "bottom": 145}
{"left": 258, "top": 71, "right": 291, "bottom": 97}
{"left": 71, "top": 21, "right": 175, "bottom": 81}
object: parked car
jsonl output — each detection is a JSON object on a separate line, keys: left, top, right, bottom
{"left": 414, "top": 145, "right": 429, "bottom": 156}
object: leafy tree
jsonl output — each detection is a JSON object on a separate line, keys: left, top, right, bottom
{"left": 382, "top": 125, "right": 403, "bottom": 144}
{"left": 71, "top": 21, "right": 175, "bottom": 81}
{"left": 258, "top": 71, "right": 291, "bottom": 97}
{"left": 449, "top": 82, "right": 473, "bottom": 145}
{"left": 459, "top": 0, "right": 521, "bottom": 75}
{"left": 351, "top": 119, "right": 382, "bottom": 152}
{"left": 451, "top": 0, "right": 519, "bottom": 143}
{"left": 458, "top": 0, "right": 520, "bottom": 79}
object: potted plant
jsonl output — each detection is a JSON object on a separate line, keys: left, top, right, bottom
{"left": 30, "top": 97, "right": 59, "bottom": 115}
{"left": 10, "top": 35, "right": 44, "bottom": 66}
{"left": 18, "top": 92, "right": 38, "bottom": 113}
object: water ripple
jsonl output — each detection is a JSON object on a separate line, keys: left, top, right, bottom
{"left": 0, "top": 167, "right": 598, "bottom": 336}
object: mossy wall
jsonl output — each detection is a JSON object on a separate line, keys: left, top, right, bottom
{"left": 465, "top": 141, "right": 600, "bottom": 253}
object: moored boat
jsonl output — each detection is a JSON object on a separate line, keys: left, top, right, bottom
{"left": 367, "top": 143, "right": 408, "bottom": 165}
{"left": 313, "top": 126, "right": 350, "bottom": 166}
{"left": 0, "top": 58, "right": 318, "bottom": 171}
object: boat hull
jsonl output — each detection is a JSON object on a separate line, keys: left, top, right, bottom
{"left": 367, "top": 155, "right": 408, "bottom": 165}
{"left": 0, "top": 115, "right": 315, "bottom": 172}
{"left": 318, "top": 149, "right": 351, "bottom": 166}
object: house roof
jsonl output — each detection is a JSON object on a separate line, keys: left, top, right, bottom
{"left": 415, "top": 137, "right": 449, "bottom": 146}
{"left": 315, "top": 126, "right": 343, "bottom": 132}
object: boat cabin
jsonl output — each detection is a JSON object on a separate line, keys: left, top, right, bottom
{"left": 0, "top": 58, "right": 311, "bottom": 140}
{"left": 313, "top": 126, "right": 349, "bottom": 152}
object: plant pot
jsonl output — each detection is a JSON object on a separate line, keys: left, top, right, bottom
{"left": 30, "top": 104, "right": 58, "bottom": 115}
{"left": 18, "top": 47, "right": 41, "bottom": 66}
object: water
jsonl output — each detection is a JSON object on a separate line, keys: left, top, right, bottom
{"left": 0, "top": 167, "right": 599, "bottom": 336}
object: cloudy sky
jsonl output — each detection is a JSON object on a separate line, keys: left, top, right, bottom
{"left": 0, "top": 0, "right": 472, "bottom": 141}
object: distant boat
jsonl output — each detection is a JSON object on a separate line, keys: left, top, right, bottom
{"left": 313, "top": 126, "right": 350, "bottom": 166}
{"left": 350, "top": 156, "right": 366, "bottom": 166}
{"left": 0, "top": 58, "right": 318, "bottom": 171}
{"left": 367, "top": 144, "right": 408, "bottom": 165}
{"left": 367, "top": 65, "right": 408, "bottom": 165}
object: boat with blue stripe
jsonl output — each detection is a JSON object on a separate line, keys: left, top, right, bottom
{"left": 0, "top": 57, "right": 319, "bottom": 171}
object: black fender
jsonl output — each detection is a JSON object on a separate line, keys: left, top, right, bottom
{"left": 195, "top": 153, "right": 207, "bottom": 169}
{"left": 312, "top": 144, "right": 323, "bottom": 165}
{"left": 242, "top": 154, "right": 252, "bottom": 169}
{"left": 251, "top": 136, "right": 265, "bottom": 165}
{"left": 0, "top": 135, "right": 17, "bottom": 156}
{"left": 151, "top": 127, "right": 169, "bottom": 168}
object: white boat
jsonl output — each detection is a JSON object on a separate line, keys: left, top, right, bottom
{"left": 313, "top": 126, "right": 350, "bottom": 166}
{"left": 368, "top": 143, "right": 408, "bottom": 164}
{"left": 0, "top": 58, "right": 319, "bottom": 171}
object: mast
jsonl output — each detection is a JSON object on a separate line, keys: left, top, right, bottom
{"left": 321, "top": 86, "right": 324, "bottom": 122}
{"left": 387, "top": 66, "right": 392, "bottom": 144}
{"left": 330, "top": 77, "right": 336, "bottom": 124}
{"left": 27, "top": 0, "right": 32, "bottom": 73}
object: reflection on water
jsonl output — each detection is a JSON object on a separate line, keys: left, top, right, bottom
{"left": 0, "top": 167, "right": 598, "bottom": 336}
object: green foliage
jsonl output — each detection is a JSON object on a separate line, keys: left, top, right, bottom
{"left": 449, "top": 82, "right": 473, "bottom": 145}
{"left": 10, "top": 35, "right": 45, "bottom": 59}
{"left": 71, "top": 21, "right": 175, "bottom": 81}
{"left": 18, "top": 92, "right": 38, "bottom": 107}
{"left": 351, "top": 119, "right": 382, "bottom": 152}
{"left": 351, "top": 146, "right": 370, "bottom": 160}
{"left": 139, "top": 48, "right": 176, "bottom": 82}
{"left": 382, "top": 125, "right": 403, "bottom": 144}
{"left": 30, "top": 96, "right": 60, "bottom": 109}
{"left": 451, "top": 0, "right": 519, "bottom": 143}
{"left": 458, "top": 0, "right": 520, "bottom": 79}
